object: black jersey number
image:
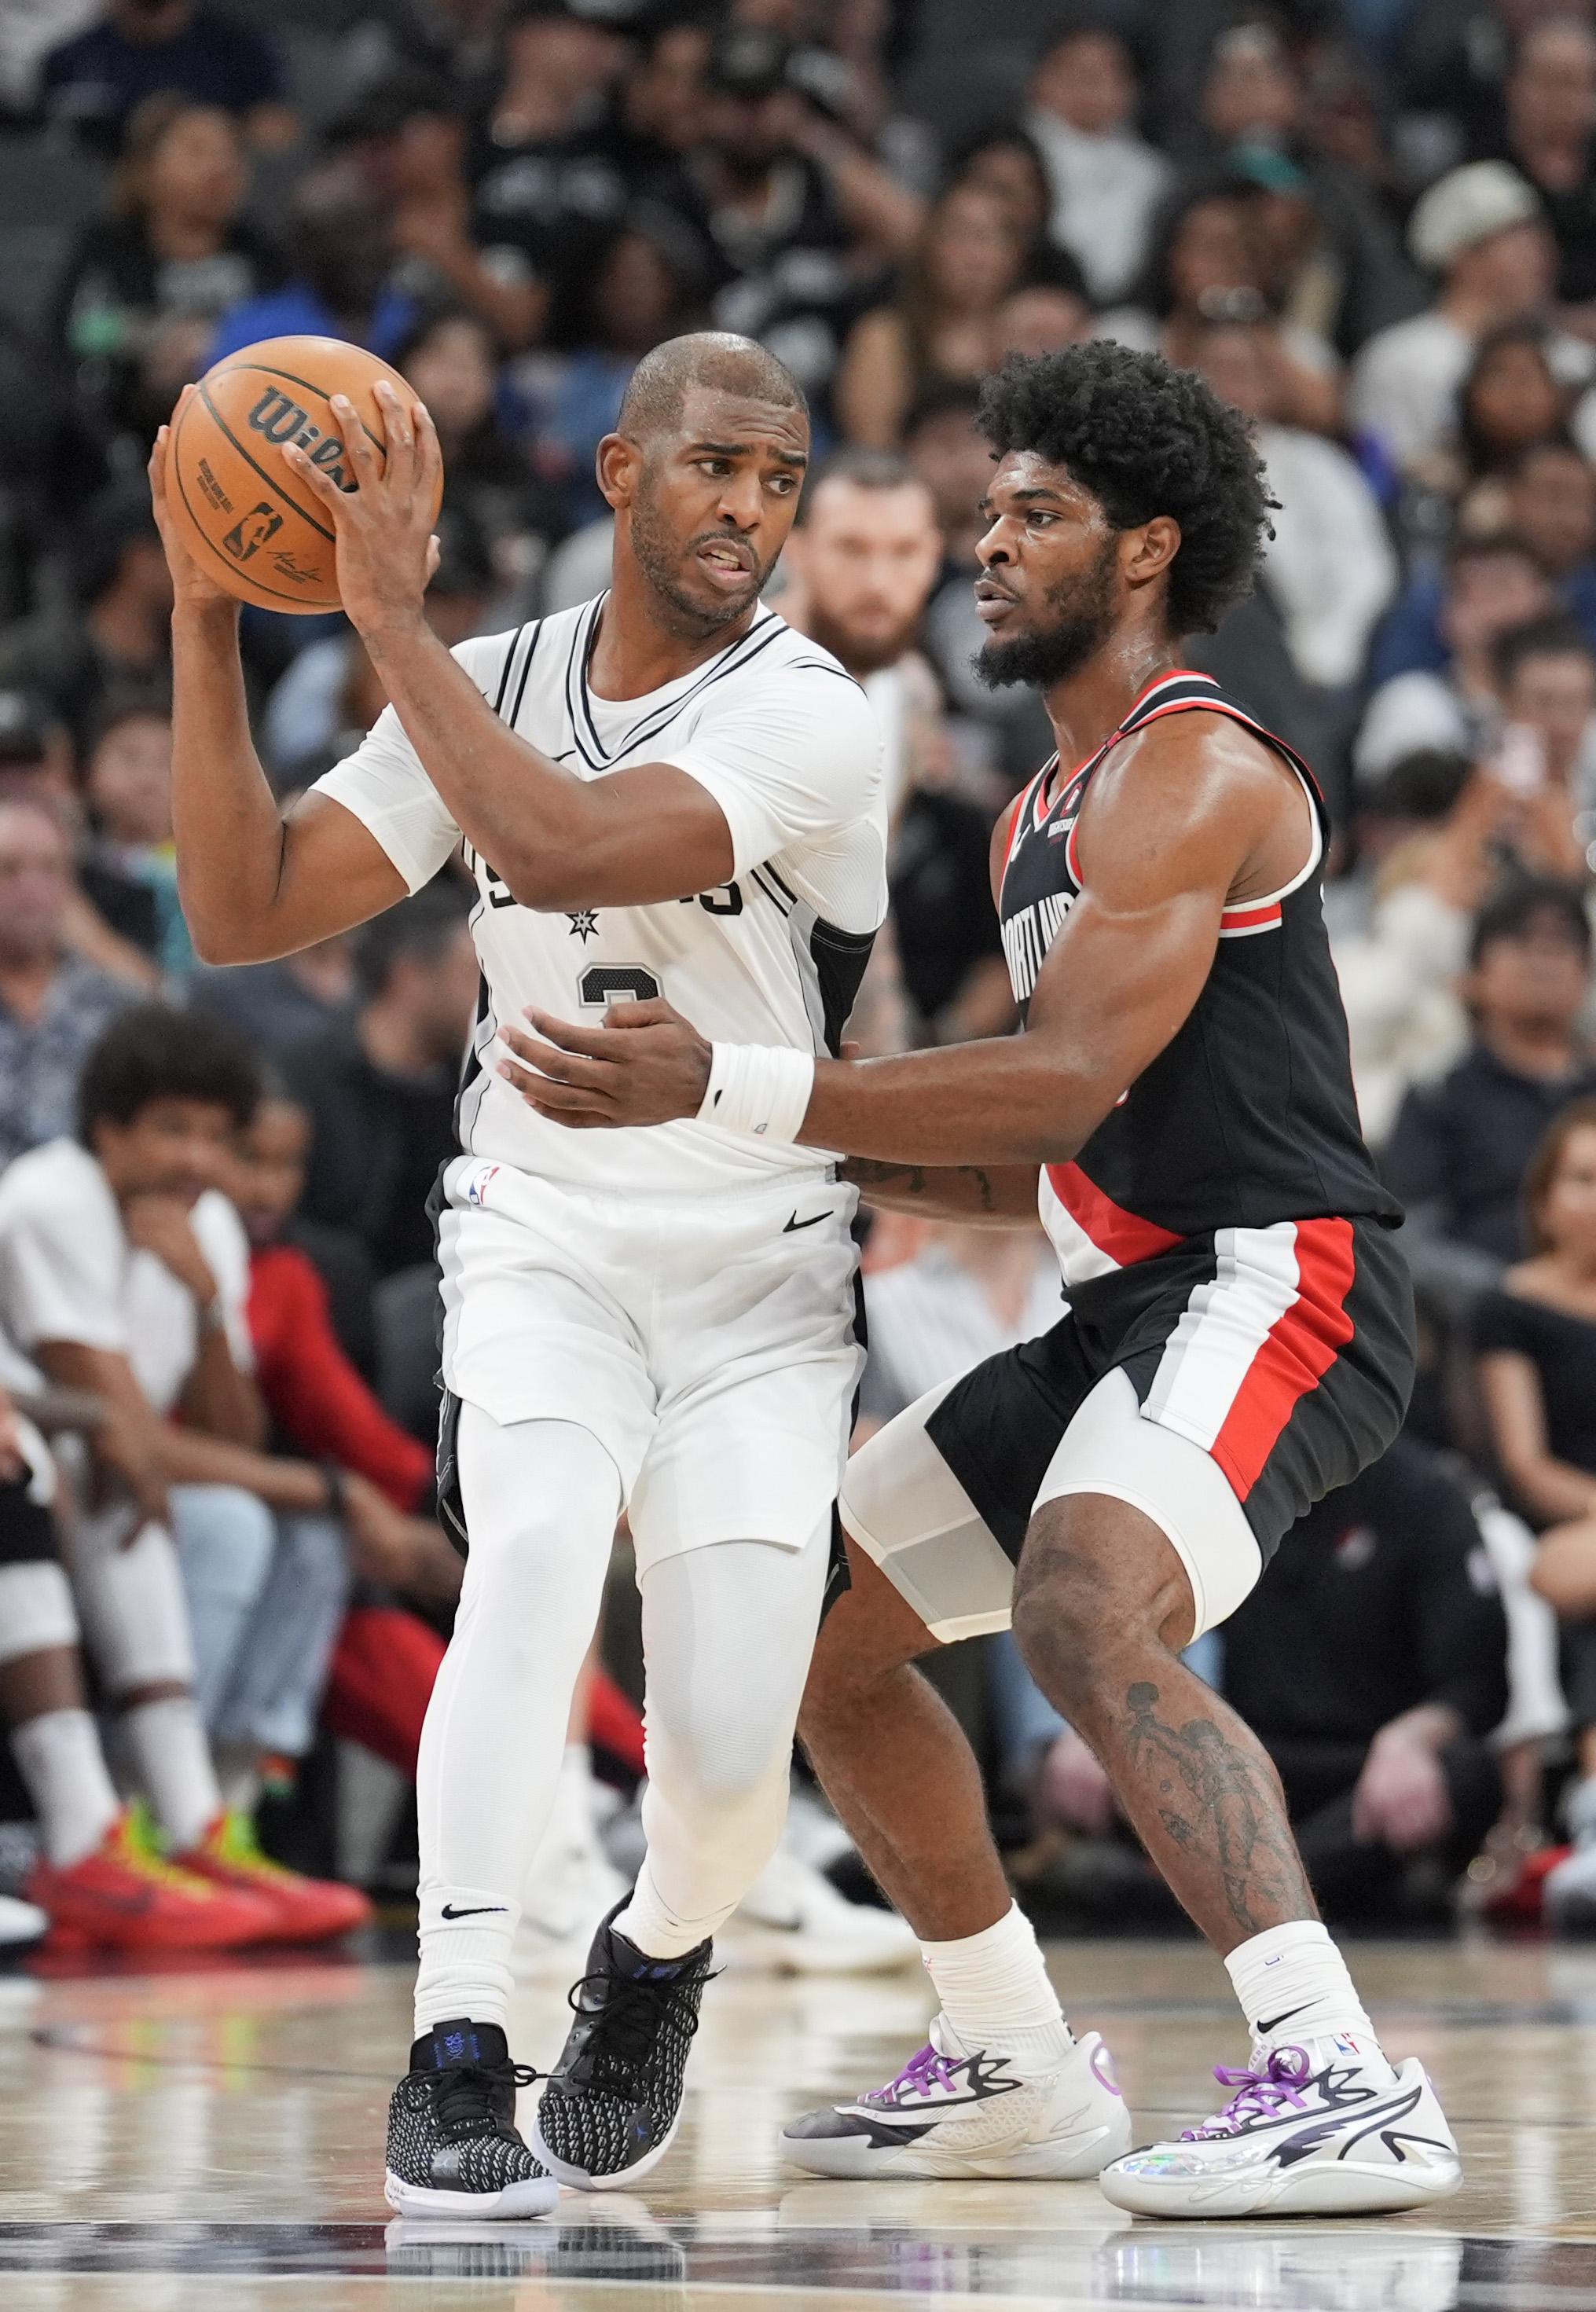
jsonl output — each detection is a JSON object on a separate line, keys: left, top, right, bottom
{"left": 578, "top": 963, "right": 662, "bottom": 1007}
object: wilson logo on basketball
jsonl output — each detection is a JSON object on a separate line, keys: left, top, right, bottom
{"left": 222, "top": 504, "right": 282, "bottom": 563}
{"left": 245, "top": 388, "right": 353, "bottom": 488}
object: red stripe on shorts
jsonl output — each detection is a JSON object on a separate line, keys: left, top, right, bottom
{"left": 1209, "top": 1217, "right": 1357, "bottom": 1500}
{"left": 1045, "top": 1162, "right": 1184, "bottom": 1266}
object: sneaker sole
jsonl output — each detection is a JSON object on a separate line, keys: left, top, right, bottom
{"left": 1099, "top": 2149, "right": 1464, "bottom": 2218}
{"left": 530, "top": 2106, "right": 684, "bottom": 2193}
{"left": 383, "top": 2171, "right": 560, "bottom": 2221}
{"left": 780, "top": 2112, "right": 1131, "bottom": 2182}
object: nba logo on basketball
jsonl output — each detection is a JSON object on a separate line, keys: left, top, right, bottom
{"left": 222, "top": 505, "right": 282, "bottom": 563}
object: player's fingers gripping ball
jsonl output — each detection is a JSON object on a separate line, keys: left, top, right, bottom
{"left": 163, "top": 335, "right": 443, "bottom": 613}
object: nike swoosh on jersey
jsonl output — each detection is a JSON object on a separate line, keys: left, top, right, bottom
{"left": 783, "top": 1211, "right": 827, "bottom": 1232}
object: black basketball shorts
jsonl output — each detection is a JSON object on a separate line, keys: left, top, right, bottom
{"left": 841, "top": 1216, "right": 1414, "bottom": 1642}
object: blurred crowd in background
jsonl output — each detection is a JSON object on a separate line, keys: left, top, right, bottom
{"left": 9, "top": 0, "right": 1596, "bottom": 1959}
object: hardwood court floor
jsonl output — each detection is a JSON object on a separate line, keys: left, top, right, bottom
{"left": 2, "top": 1932, "right": 1594, "bottom": 2310}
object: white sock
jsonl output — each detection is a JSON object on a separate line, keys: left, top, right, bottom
{"left": 414, "top": 1884, "right": 518, "bottom": 2036}
{"left": 920, "top": 1903, "right": 1075, "bottom": 2072}
{"left": 612, "top": 1854, "right": 710, "bottom": 1959}
{"left": 546, "top": 1743, "right": 601, "bottom": 1859}
{"left": 1224, "top": 1919, "right": 1386, "bottom": 2067}
{"left": 10, "top": 1709, "right": 119, "bottom": 1866}
{"left": 119, "top": 1696, "right": 221, "bottom": 1851}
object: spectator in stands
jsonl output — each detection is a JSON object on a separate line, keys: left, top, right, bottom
{"left": 282, "top": 883, "right": 477, "bottom": 1283}
{"left": 0, "top": 1004, "right": 368, "bottom": 1937}
{"left": 1475, "top": 1097, "right": 1596, "bottom": 1926}
{"left": 209, "top": 157, "right": 418, "bottom": 368}
{"left": 0, "top": 797, "right": 135, "bottom": 1167}
{"left": 1197, "top": 317, "right": 1397, "bottom": 695}
{"left": 1451, "top": 323, "right": 1587, "bottom": 487}
{"left": 1098, "top": 177, "right": 1341, "bottom": 435}
{"left": 1387, "top": 875, "right": 1596, "bottom": 1316}
{"left": 1495, "top": 16, "right": 1596, "bottom": 312}
{"left": 332, "top": 68, "right": 546, "bottom": 351}
{"left": 1022, "top": 24, "right": 1169, "bottom": 306}
{"left": 191, "top": 936, "right": 357, "bottom": 1067}
{"left": 835, "top": 181, "right": 1026, "bottom": 448}
{"left": 1220, "top": 1440, "right": 1508, "bottom": 1921}
{"left": 1350, "top": 162, "right": 1568, "bottom": 476}
{"left": 660, "top": 24, "right": 920, "bottom": 408}
{"left": 1494, "top": 615, "right": 1596, "bottom": 829}
{"left": 945, "top": 125, "right": 1053, "bottom": 261}
{"left": 50, "top": 96, "right": 281, "bottom": 452}
{"left": 992, "top": 279, "right": 1092, "bottom": 364}
{"left": 1356, "top": 530, "right": 1552, "bottom": 781}
{"left": 80, "top": 692, "right": 188, "bottom": 974}
{"left": 41, "top": 0, "right": 294, "bottom": 160}
{"left": 0, "top": 478, "right": 171, "bottom": 762}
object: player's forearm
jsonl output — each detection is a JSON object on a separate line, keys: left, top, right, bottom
{"left": 840, "top": 1158, "right": 1040, "bottom": 1224}
{"left": 170, "top": 600, "right": 292, "bottom": 962}
{"left": 800, "top": 1037, "right": 1110, "bottom": 1168}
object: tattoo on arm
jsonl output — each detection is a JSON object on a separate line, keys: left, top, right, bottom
{"left": 842, "top": 1159, "right": 999, "bottom": 1213}
{"left": 1119, "top": 1679, "right": 1313, "bottom": 1938}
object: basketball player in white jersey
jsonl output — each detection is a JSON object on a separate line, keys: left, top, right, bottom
{"left": 149, "top": 332, "right": 886, "bottom": 2217}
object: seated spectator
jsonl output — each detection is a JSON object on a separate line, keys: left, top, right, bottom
{"left": 1476, "top": 1098, "right": 1596, "bottom": 1925}
{"left": 0, "top": 1004, "right": 368, "bottom": 1937}
{"left": 1355, "top": 530, "right": 1552, "bottom": 782}
{"left": 332, "top": 68, "right": 546, "bottom": 352}
{"left": 190, "top": 935, "right": 357, "bottom": 1066}
{"left": 1492, "top": 615, "right": 1596, "bottom": 842}
{"left": 282, "top": 884, "right": 479, "bottom": 1283}
{"left": 209, "top": 158, "right": 419, "bottom": 368}
{"left": 1447, "top": 323, "right": 1587, "bottom": 493}
{"left": 1219, "top": 1440, "right": 1507, "bottom": 1922}
{"left": 1022, "top": 24, "right": 1170, "bottom": 306}
{"left": 1386, "top": 875, "right": 1596, "bottom": 1316}
{"left": 835, "top": 181, "right": 1027, "bottom": 447}
{"left": 1196, "top": 317, "right": 1397, "bottom": 694}
{"left": 1350, "top": 161, "right": 1583, "bottom": 478}
{"left": 945, "top": 124, "right": 1057, "bottom": 266}
{"left": 0, "top": 1378, "right": 277, "bottom": 1950}
{"left": 80, "top": 692, "right": 189, "bottom": 974}
{"left": 50, "top": 95, "right": 281, "bottom": 453}
{"left": 0, "top": 797, "right": 137, "bottom": 1167}
{"left": 1098, "top": 176, "right": 1341, "bottom": 436}
{"left": 0, "top": 477, "right": 171, "bottom": 762}
{"left": 1495, "top": 16, "right": 1596, "bottom": 314}
{"left": 41, "top": 0, "right": 294, "bottom": 160}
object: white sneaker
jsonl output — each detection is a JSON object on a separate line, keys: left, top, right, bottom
{"left": 512, "top": 1840, "right": 628, "bottom": 1982}
{"left": 1099, "top": 2035, "right": 1462, "bottom": 2218}
{"left": 0, "top": 1891, "right": 46, "bottom": 1947}
{"left": 723, "top": 1848, "right": 919, "bottom": 1975}
{"left": 780, "top": 2013, "right": 1132, "bottom": 2179}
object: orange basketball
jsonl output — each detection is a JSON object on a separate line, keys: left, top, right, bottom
{"left": 165, "top": 335, "right": 444, "bottom": 614}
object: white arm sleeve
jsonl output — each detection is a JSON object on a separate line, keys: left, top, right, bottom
{"left": 309, "top": 629, "right": 519, "bottom": 895}
{"left": 659, "top": 663, "right": 884, "bottom": 886}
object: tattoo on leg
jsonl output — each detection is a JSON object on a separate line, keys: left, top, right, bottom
{"left": 1120, "top": 1679, "right": 1312, "bottom": 1937}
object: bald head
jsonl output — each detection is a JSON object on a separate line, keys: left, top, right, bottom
{"left": 618, "top": 330, "right": 808, "bottom": 443}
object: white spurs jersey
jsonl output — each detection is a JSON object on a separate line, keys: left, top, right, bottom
{"left": 313, "top": 594, "right": 887, "bottom": 1195}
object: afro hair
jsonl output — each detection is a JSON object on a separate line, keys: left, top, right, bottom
{"left": 975, "top": 339, "right": 1275, "bottom": 637}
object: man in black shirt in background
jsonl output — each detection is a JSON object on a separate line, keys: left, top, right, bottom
{"left": 1224, "top": 1438, "right": 1509, "bottom": 1918}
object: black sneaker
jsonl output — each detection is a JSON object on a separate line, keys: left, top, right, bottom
{"left": 384, "top": 2017, "right": 560, "bottom": 2218}
{"left": 533, "top": 1898, "right": 714, "bottom": 2188}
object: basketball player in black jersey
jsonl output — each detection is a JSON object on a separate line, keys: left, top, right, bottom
{"left": 499, "top": 340, "right": 1463, "bottom": 2217}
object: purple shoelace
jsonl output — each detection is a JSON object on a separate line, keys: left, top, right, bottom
{"left": 1182, "top": 2044, "right": 1312, "bottom": 2140}
{"left": 864, "top": 2042, "right": 956, "bottom": 2105}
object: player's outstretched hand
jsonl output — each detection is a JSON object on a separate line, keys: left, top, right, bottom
{"left": 497, "top": 999, "right": 711, "bottom": 1128}
{"left": 281, "top": 380, "right": 441, "bottom": 637}
{"left": 149, "top": 388, "right": 233, "bottom": 613}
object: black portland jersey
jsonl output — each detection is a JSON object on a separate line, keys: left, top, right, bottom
{"left": 998, "top": 669, "right": 1400, "bottom": 1287}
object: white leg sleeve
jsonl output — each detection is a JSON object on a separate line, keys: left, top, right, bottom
{"left": 617, "top": 1517, "right": 831, "bottom": 1958}
{"left": 414, "top": 1406, "right": 619, "bottom": 2035}
{"left": 62, "top": 1514, "right": 196, "bottom": 1695}
{"left": 0, "top": 1561, "right": 80, "bottom": 1664}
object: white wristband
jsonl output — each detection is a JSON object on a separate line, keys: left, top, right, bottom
{"left": 698, "top": 1041, "right": 816, "bottom": 1143}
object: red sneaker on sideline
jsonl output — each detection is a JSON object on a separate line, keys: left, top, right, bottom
{"left": 27, "top": 1813, "right": 275, "bottom": 1951}
{"left": 176, "top": 1813, "right": 373, "bottom": 1943}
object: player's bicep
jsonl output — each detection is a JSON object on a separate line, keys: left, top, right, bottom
{"left": 269, "top": 788, "right": 413, "bottom": 951}
{"left": 1028, "top": 875, "right": 1224, "bottom": 1098}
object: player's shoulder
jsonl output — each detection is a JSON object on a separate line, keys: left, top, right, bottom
{"left": 753, "top": 614, "right": 869, "bottom": 699}
{"left": 449, "top": 604, "right": 586, "bottom": 703}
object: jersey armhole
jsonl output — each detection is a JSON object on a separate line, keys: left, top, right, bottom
{"left": 1220, "top": 765, "right": 1323, "bottom": 930}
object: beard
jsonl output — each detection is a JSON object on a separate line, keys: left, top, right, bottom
{"left": 802, "top": 599, "right": 919, "bottom": 679}
{"left": 974, "top": 537, "right": 1119, "bottom": 692}
{"left": 629, "top": 471, "right": 769, "bottom": 636}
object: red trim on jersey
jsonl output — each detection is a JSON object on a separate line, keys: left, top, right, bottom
{"left": 1045, "top": 1161, "right": 1183, "bottom": 1265}
{"left": 1209, "top": 1218, "right": 1357, "bottom": 1500}
{"left": 1219, "top": 899, "right": 1284, "bottom": 930}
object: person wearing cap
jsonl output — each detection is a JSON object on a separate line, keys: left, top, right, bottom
{"left": 1350, "top": 160, "right": 1583, "bottom": 475}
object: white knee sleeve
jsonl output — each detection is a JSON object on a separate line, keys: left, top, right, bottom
{"left": 0, "top": 1561, "right": 79, "bottom": 1664}
{"left": 621, "top": 1520, "right": 830, "bottom": 1954}
{"left": 65, "top": 1514, "right": 196, "bottom": 1694}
